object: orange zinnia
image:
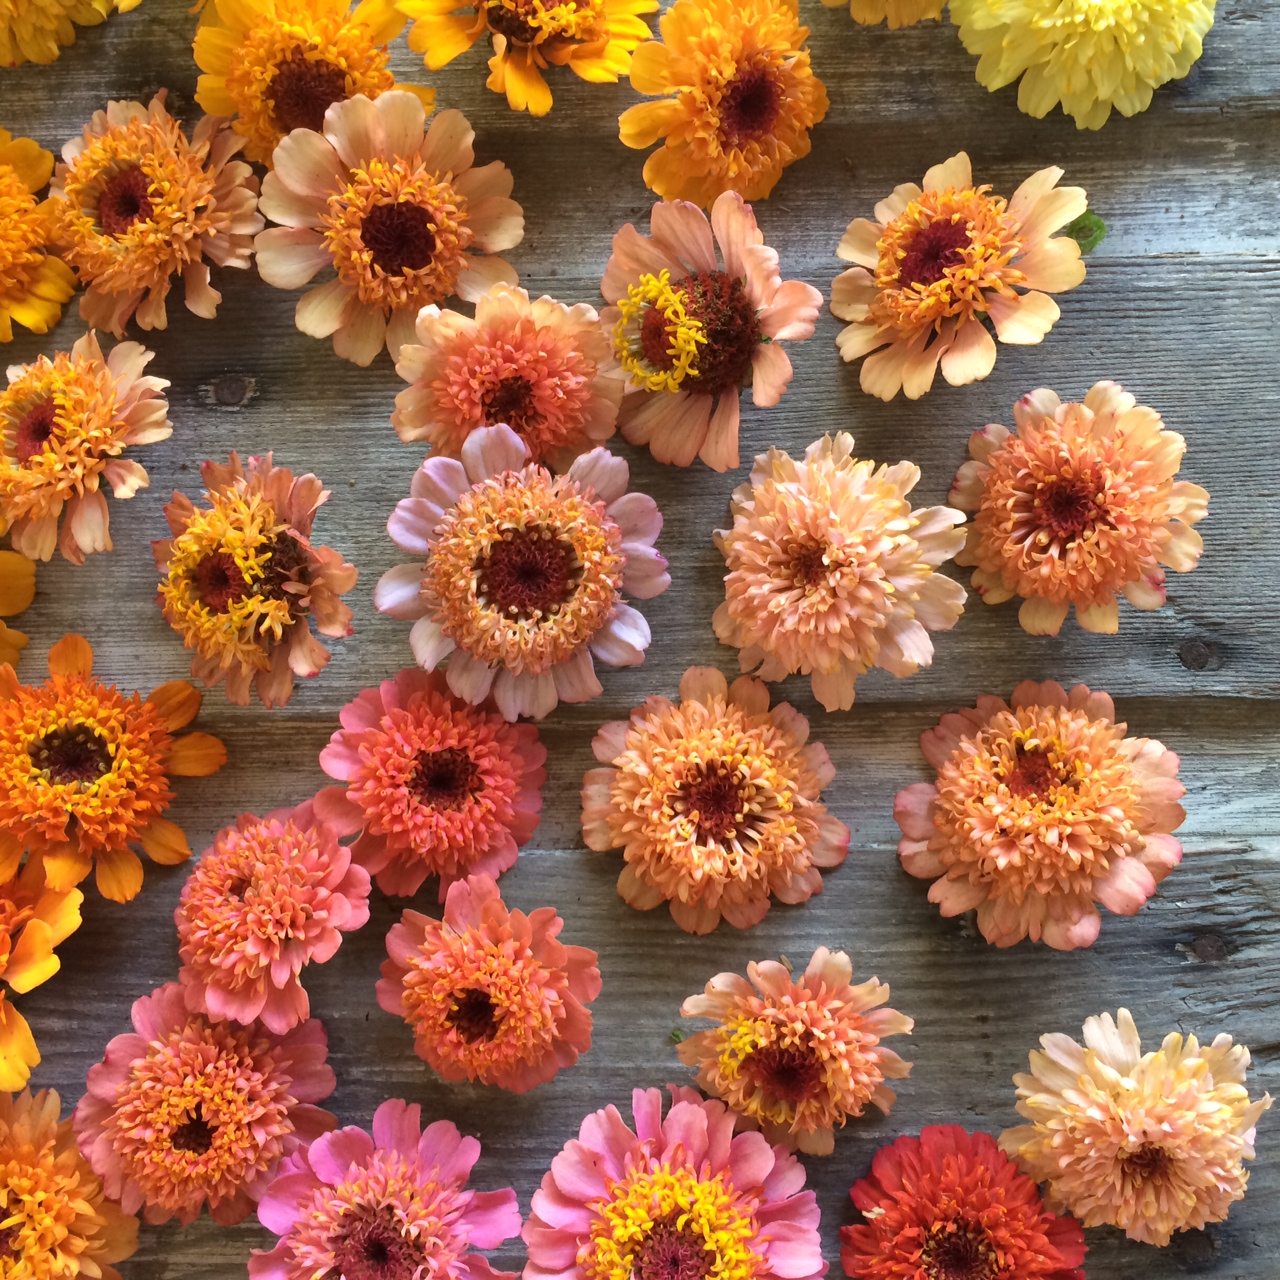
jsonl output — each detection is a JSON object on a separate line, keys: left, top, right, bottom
{"left": 0, "top": 547, "right": 35, "bottom": 667}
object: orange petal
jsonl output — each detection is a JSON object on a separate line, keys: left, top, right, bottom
{"left": 95, "top": 847, "right": 145, "bottom": 903}
{"left": 0, "top": 621, "right": 28, "bottom": 669}
{"left": 0, "top": 998, "right": 38, "bottom": 1092}
{"left": 33, "top": 886, "right": 82, "bottom": 948}
{"left": 0, "top": 551, "right": 35, "bottom": 617}
{"left": 47, "top": 634, "right": 93, "bottom": 678}
{"left": 4, "top": 919, "right": 57, "bottom": 993}
{"left": 167, "top": 732, "right": 227, "bottom": 777}
{"left": 40, "top": 845, "right": 92, "bottom": 891}
{"left": 139, "top": 818, "right": 192, "bottom": 866}
{"left": 147, "top": 680, "right": 203, "bottom": 731}
{"left": 0, "top": 833, "right": 21, "bottom": 883}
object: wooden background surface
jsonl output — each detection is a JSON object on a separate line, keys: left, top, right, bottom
{"left": 5, "top": 2, "right": 1279, "bottom": 1277}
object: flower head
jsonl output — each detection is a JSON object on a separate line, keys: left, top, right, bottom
{"left": 0, "top": 548, "right": 35, "bottom": 667}
{"left": 950, "top": 382, "right": 1209, "bottom": 635}
{"left": 377, "top": 423, "right": 669, "bottom": 721}
{"left": 842, "top": 1125, "right": 1086, "bottom": 1280}
{"left": 714, "top": 433, "right": 966, "bottom": 712}
{"left": 822, "top": 0, "right": 941, "bottom": 26}
{"left": 832, "top": 152, "right": 1087, "bottom": 400}
{"left": 582, "top": 666, "right": 847, "bottom": 933}
{"left": 602, "top": 193, "right": 821, "bottom": 472}
{"left": 394, "top": 283, "right": 622, "bottom": 466}
{"left": 679, "top": 948, "right": 911, "bottom": 1154}
{"left": 1001, "top": 1009, "right": 1272, "bottom": 1246}
{"left": 0, "top": 0, "right": 138, "bottom": 66}
{"left": 317, "top": 667, "right": 545, "bottom": 897}
{"left": 256, "top": 91, "right": 522, "bottom": 366}
{"left": 377, "top": 873, "right": 601, "bottom": 1092}
{"left": 250, "top": 1098, "right": 521, "bottom": 1280}
{"left": 154, "top": 452, "right": 357, "bottom": 708}
{"left": 75, "top": 981, "right": 337, "bottom": 1226}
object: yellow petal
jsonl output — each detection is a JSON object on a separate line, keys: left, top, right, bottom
{"left": 4, "top": 919, "right": 58, "bottom": 994}
{"left": 0, "top": 552, "right": 35, "bottom": 617}
{"left": 0, "top": 622, "right": 28, "bottom": 669}
{"left": 167, "top": 732, "right": 228, "bottom": 777}
{"left": 139, "top": 817, "right": 193, "bottom": 866}
{"left": 147, "top": 679, "right": 203, "bottom": 731}
{"left": 0, "top": 999, "right": 38, "bottom": 1092}
{"left": 47, "top": 634, "right": 93, "bottom": 678}
{"left": 95, "top": 847, "right": 145, "bottom": 903}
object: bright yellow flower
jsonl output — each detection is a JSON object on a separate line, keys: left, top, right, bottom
{"left": 821, "top": 0, "right": 940, "bottom": 27}
{"left": 0, "top": 0, "right": 119, "bottom": 66}
{"left": 0, "top": 548, "right": 34, "bottom": 667}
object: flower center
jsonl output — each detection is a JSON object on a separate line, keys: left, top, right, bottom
{"left": 742, "top": 1044, "right": 824, "bottom": 1103}
{"left": 332, "top": 1206, "right": 425, "bottom": 1280}
{"left": 921, "top": 1222, "right": 996, "bottom": 1280}
{"left": 477, "top": 527, "right": 582, "bottom": 618}
{"left": 787, "top": 539, "right": 830, "bottom": 587}
{"left": 411, "top": 747, "right": 481, "bottom": 808}
{"left": 1122, "top": 1143, "right": 1172, "bottom": 1180}
{"left": 193, "top": 551, "right": 252, "bottom": 611}
{"left": 361, "top": 201, "right": 437, "bottom": 276}
{"left": 170, "top": 1107, "right": 216, "bottom": 1154}
{"left": 482, "top": 374, "right": 535, "bottom": 427}
{"left": 676, "top": 761, "right": 745, "bottom": 842}
{"left": 485, "top": 0, "right": 540, "bottom": 42}
{"left": 29, "top": 724, "right": 113, "bottom": 784}
{"left": 719, "top": 65, "right": 782, "bottom": 144}
{"left": 897, "top": 217, "right": 971, "bottom": 289}
{"left": 1034, "top": 474, "right": 1101, "bottom": 540}
{"left": 632, "top": 1216, "right": 714, "bottom": 1280}
{"left": 268, "top": 48, "right": 350, "bottom": 134}
{"left": 447, "top": 987, "right": 500, "bottom": 1041}
{"left": 12, "top": 398, "right": 57, "bottom": 464}
{"left": 1003, "top": 746, "right": 1061, "bottom": 799}
{"left": 97, "top": 165, "right": 154, "bottom": 236}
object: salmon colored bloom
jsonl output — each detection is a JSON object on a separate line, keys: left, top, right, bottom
{"left": 1001, "top": 1009, "right": 1272, "bottom": 1246}
{"left": 679, "top": 948, "right": 912, "bottom": 1154}
{"left": 250, "top": 1098, "right": 521, "bottom": 1280}
{"left": 582, "top": 666, "right": 847, "bottom": 933}
{"left": 601, "top": 192, "right": 821, "bottom": 472}
{"left": 897, "top": 681, "right": 1186, "bottom": 951}
{"left": 0, "top": 548, "right": 35, "bottom": 667}
{"left": 49, "top": 92, "right": 262, "bottom": 336}
{"left": 376, "top": 423, "right": 668, "bottom": 721}
{"left": 822, "top": 0, "right": 941, "bottom": 26}
{"left": 154, "top": 452, "right": 357, "bottom": 708}
{"left": 74, "top": 981, "right": 337, "bottom": 1227}
{"left": 0, "top": 634, "right": 227, "bottom": 904}
{"left": 950, "top": 382, "right": 1209, "bottom": 636}
{"left": 842, "top": 1125, "right": 1086, "bottom": 1280}
{"left": 377, "top": 873, "right": 601, "bottom": 1092}
{"left": 0, "top": 0, "right": 139, "bottom": 66}
{"left": 714, "top": 433, "right": 967, "bottom": 712}
{"left": 256, "top": 91, "right": 523, "bottom": 366}
{"left": 832, "top": 151, "right": 1087, "bottom": 400}
{"left": 316, "top": 667, "right": 545, "bottom": 898}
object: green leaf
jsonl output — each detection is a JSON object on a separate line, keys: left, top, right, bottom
{"left": 1064, "top": 212, "right": 1107, "bottom": 254}
{"left": 669, "top": 1028, "right": 687, "bottom": 1044}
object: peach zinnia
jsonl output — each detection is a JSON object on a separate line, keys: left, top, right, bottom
{"left": 0, "top": 547, "right": 35, "bottom": 667}
{"left": 951, "top": 381, "right": 1209, "bottom": 635}
{"left": 832, "top": 151, "right": 1087, "bottom": 400}
{"left": 715, "top": 433, "right": 967, "bottom": 712}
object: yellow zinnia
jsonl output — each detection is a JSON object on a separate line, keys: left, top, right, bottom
{"left": 821, "top": 0, "right": 941, "bottom": 27}
{"left": 0, "top": 0, "right": 138, "bottom": 67}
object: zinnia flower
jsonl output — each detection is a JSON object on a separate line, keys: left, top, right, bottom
{"left": 75, "top": 981, "right": 337, "bottom": 1226}
{"left": 376, "top": 423, "right": 669, "bottom": 721}
{"left": 523, "top": 1085, "right": 824, "bottom": 1280}
{"left": 250, "top": 1098, "right": 521, "bottom": 1280}
{"left": 176, "top": 802, "right": 371, "bottom": 1034}
{"left": 842, "top": 1125, "right": 1086, "bottom": 1280}
{"left": 0, "top": 548, "right": 35, "bottom": 667}
{"left": 679, "top": 947, "right": 911, "bottom": 1154}
{"left": 378, "top": 873, "right": 601, "bottom": 1092}
{"left": 897, "top": 680, "right": 1186, "bottom": 950}
{"left": 0, "top": 331, "right": 171, "bottom": 564}
{"left": 831, "top": 151, "right": 1087, "bottom": 400}
{"left": 0, "top": 1088, "right": 138, "bottom": 1280}
{"left": 714, "top": 433, "right": 966, "bottom": 712}
{"left": 822, "top": 0, "right": 941, "bottom": 26}
{"left": 0, "top": 0, "right": 138, "bottom": 66}
{"left": 620, "top": 0, "right": 828, "bottom": 206}
{"left": 154, "top": 452, "right": 357, "bottom": 708}
{"left": 601, "top": 192, "right": 821, "bottom": 472}
{"left": 256, "top": 91, "right": 523, "bottom": 366}
{"left": 950, "top": 381, "right": 1209, "bottom": 635}
{"left": 393, "top": 282, "right": 623, "bottom": 466}
{"left": 0, "top": 633, "right": 227, "bottom": 903}
{"left": 1001, "top": 1009, "right": 1272, "bottom": 1246}
{"left": 581, "top": 665, "right": 847, "bottom": 933}
{"left": 316, "top": 667, "right": 545, "bottom": 897}
{"left": 49, "top": 91, "right": 262, "bottom": 335}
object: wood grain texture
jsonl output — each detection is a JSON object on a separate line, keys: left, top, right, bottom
{"left": 3, "top": 2, "right": 1279, "bottom": 1277}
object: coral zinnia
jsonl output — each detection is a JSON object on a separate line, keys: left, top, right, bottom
{"left": 0, "top": 634, "right": 227, "bottom": 903}
{"left": 0, "top": 548, "right": 35, "bottom": 667}
{"left": 0, "top": 0, "right": 138, "bottom": 66}
{"left": 75, "top": 981, "right": 337, "bottom": 1227}
{"left": 256, "top": 90, "right": 523, "bottom": 366}
{"left": 316, "top": 667, "right": 546, "bottom": 897}
{"left": 842, "top": 1125, "right": 1086, "bottom": 1280}
{"left": 582, "top": 666, "right": 847, "bottom": 933}
{"left": 679, "top": 947, "right": 911, "bottom": 1154}
{"left": 602, "top": 192, "right": 821, "bottom": 472}
{"left": 50, "top": 92, "right": 262, "bottom": 335}
{"left": 823, "top": 0, "right": 941, "bottom": 26}
{"left": 1001, "top": 1009, "right": 1272, "bottom": 1246}
{"left": 950, "top": 381, "right": 1209, "bottom": 635}
{"left": 394, "top": 282, "right": 623, "bottom": 466}
{"left": 715, "top": 433, "right": 966, "bottom": 712}
{"left": 250, "top": 1097, "right": 521, "bottom": 1280}
{"left": 832, "top": 151, "right": 1087, "bottom": 400}
{"left": 376, "top": 423, "right": 669, "bottom": 721}
{"left": 154, "top": 452, "right": 357, "bottom": 708}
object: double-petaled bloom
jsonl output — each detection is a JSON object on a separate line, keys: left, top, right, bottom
{"left": 0, "top": 547, "right": 35, "bottom": 667}
{"left": 822, "top": 0, "right": 941, "bottom": 27}
{"left": 0, "top": 0, "right": 140, "bottom": 66}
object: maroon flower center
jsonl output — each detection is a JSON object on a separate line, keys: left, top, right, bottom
{"left": 447, "top": 987, "right": 500, "bottom": 1042}
{"left": 411, "top": 747, "right": 480, "bottom": 809}
{"left": 97, "top": 165, "right": 154, "bottom": 236}
{"left": 719, "top": 65, "right": 782, "bottom": 144}
{"left": 484, "top": 0, "right": 539, "bottom": 44}
{"left": 477, "top": 528, "right": 582, "bottom": 618}
{"left": 788, "top": 540, "right": 830, "bottom": 587}
{"left": 30, "top": 725, "right": 113, "bottom": 784}
{"left": 676, "top": 761, "right": 745, "bottom": 842}
{"left": 1004, "top": 747, "right": 1060, "bottom": 799}
{"left": 633, "top": 1216, "right": 714, "bottom": 1280}
{"left": 193, "top": 552, "right": 252, "bottom": 611}
{"left": 11, "top": 398, "right": 57, "bottom": 464}
{"left": 332, "top": 1206, "right": 426, "bottom": 1280}
{"left": 170, "top": 1108, "right": 216, "bottom": 1155}
{"left": 1034, "top": 475, "right": 1101, "bottom": 541}
{"left": 482, "top": 374, "right": 536, "bottom": 429}
{"left": 0, "top": 1228, "right": 16, "bottom": 1258}
{"left": 922, "top": 1222, "right": 997, "bottom": 1280}
{"left": 268, "top": 48, "right": 349, "bottom": 134}
{"left": 897, "top": 218, "right": 970, "bottom": 289}
{"left": 1123, "top": 1143, "right": 1172, "bottom": 1180}
{"left": 742, "top": 1044, "right": 824, "bottom": 1103}
{"left": 362, "top": 202, "right": 437, "bottom": 276}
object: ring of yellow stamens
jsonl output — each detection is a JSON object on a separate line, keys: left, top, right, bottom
{"left": 613, "top": 270, "right": 706, "bottom": 393}
{"left": 0, "top": 167, "right": 52, "bottom": 311}
{"left": 486, "top": 0, "right": 607, "bottom": 44}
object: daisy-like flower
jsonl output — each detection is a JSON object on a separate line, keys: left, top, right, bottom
{"left": 74, "top": 981, "right": 337, "bottom": 1227}
{"left": 0, "top": 331, "right": 171, "bottom": 564}
{"left": 832, "top": 151, "right": 1087, "bottom": 401}
{"left": 582, "top": 666, "right": 847, "bottom": 933}
{"left": 0, "top": 548, "right": 35, "bottom": 667}
{"left": 176, "top": 802, "right": 371, "bottom": 1034}
{"left": 679, "top": 948, "right": 912, "bottom": 1154}
{"left": 49, "top": 92, "right": 262, "bottom": 336}
{"left": 950, "top": 382, "right": 1209, "bottom": 636}
{"left": 378, "top": 873, "right": 600, "bottom": 1092}
{"left": 715, "top": 433, "right": 967, "bottom": 712}
{"left": 0, "top": 634, "right": 227, "bottom": 904}
{"left": 0, "top": 0, "right": 140, "bottom": 66}
{"left": 1001, "top": 1009, "right": 1272, "bottom": 1246}
{"left": 316, "top": 667, "right": 545, "bottom": 898}
{"left": 250, "top": 1098, "right": 521, "bottom": 1280}
{"left": 602, "top": 192, "right": 821, "bottom": 472}
{"left": 256, "top": 91, "right": 523, "bottom": 366}
{"left": 376, "top": 423, "right": 669, "bottom": 721}
{"left": 154, "top": 452, "right": 357, "bottom": 708}
{"left": 822, "top": 0, "right": 941, "bottom": 26}
{"left": 897, "top": 680, "right": 1186, "bottom": 951}
{"left": 842, "top": 1125, "right": 1086, "bottom": 1280}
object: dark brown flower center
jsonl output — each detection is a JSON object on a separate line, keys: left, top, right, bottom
{"left": 170, "top": 1108, "right": 216, "bottom": 1154}
{"left": 447, "top": 987, "right": 499, "bottom": 1042}
{"left": 742, "top": 1044, "right": 824, "bottom": 1103}
{"left": 30, "top": 725, "right": 113, "bottom": 785}
{"left": 477, "top": 527, "right": 581, "bottom": 618}
{"left": 676, "top": 761, "right": 746, "bottom": 842}
{"left": 0, "top": 1227, "right": 17, "bottom": 1258}
{"left": 1004, "top": 746, "right": 1060, "bottom": 799}
{"left": 332, "top": 1206, "right": 425, "bottom": 1280}
{"left": 98, "top": 165, "right": 154, "bottom": 236}
{"left": 362, "top": 201, "right": 437, "bottom": 276}
{"left": 719, "top": 65, "right": 782, "bottom": 144}
{"left": 268, "top": 48, "right": 350, "bottom": 134}
{"left": 898, "top": 217, "right": 970, "bottom": 289}
{"left": 922, "top": 1222, "right": 996, "bottom": 1280}
{"left": 633, "top": 1215, "right": 714, "bottom": 1280}
{"left": 1034, "top": 475, "right": 1102, "bottom": 541}
{"left": 482, "top": 374, "right": 536, "bottom": 429}
{"left": 12, "top": 398, "right": 57, "bottom": 464}
{"left": 788, "top": 540, "right": 830, "bottom": 587}
{"left": 193, "top": 551, "right": 252, "bottom": 611}
{"left": 1123, "top": 1143, "right": 1172, "bottom": 1180}
{"left": 484, "top": 0, "right": 539, "bottom": 43}
{"left": 411, "top": 747, "right": 480, "bottom": 808}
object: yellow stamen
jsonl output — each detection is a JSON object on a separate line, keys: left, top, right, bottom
{"left": 613, "top": 270, "right": 706, "bottom": 394}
